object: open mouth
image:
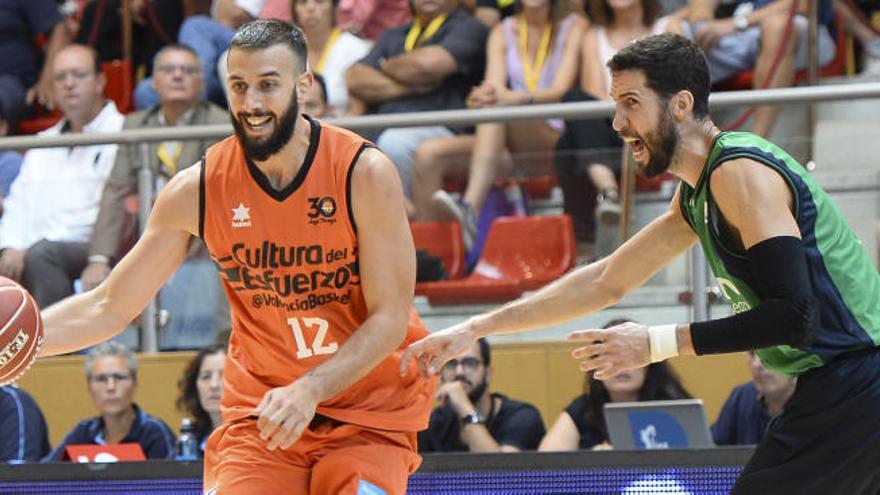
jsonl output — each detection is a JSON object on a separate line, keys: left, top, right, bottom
{"left": 243, "top": 115, "right": 273, "bottom": 133}
{"left": 629, "top": 138, "right": 646, "bottom": 159}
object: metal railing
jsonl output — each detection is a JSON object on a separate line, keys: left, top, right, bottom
{"left": 1, "top": 81, "right": 878, "bottom": 351}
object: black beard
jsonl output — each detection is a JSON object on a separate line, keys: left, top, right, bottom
{"left": 467, "top": 377, "right": 488, "bottom": 404}
{"left": 231, "top": 89, "right": 299, "bottom": 162}
{"left": 640, "top": 106, "right": 680, "bottom": 179}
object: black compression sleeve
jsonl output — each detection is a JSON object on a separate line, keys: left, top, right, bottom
{"left": 690, "top": 236, "right": 820, "bottom": 355}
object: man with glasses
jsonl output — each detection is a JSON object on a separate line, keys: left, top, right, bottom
{"left": 0, "top": 44, "right": 124, "bottom": 308}
{"left": 418, "top": 338, "right": 545, "bottom": 453}
{"left": 82, "top": 44, "right": 227, "bottom": 294}
{"left": 44, "top": 341, "right": 175, "bottom": 461}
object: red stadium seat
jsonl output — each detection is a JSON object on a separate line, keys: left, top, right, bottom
{"left": 411, "top": 221, "right": 466, "bottom": 280}
{"left": 15, "top": 59, "right": 134, "bottom": 135}
{"left": 417, "top": 215, "right": 575, "bottom": 305}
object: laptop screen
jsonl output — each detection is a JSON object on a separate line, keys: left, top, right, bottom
{"left": 604, "top": 399, "right": 715, "bottom": 450}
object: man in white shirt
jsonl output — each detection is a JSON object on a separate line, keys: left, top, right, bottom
{"left": 0, "top": 44, "right": 124, "bottom": 307}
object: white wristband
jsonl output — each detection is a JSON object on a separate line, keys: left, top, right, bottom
{"left": 648, "top": 324, "right": 679, "bottom": 363}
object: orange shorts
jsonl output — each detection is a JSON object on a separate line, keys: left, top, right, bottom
{"left": 203, "top": 415, "right": 421, "bottom": 495}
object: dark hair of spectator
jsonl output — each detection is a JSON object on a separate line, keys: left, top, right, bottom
{"left": 477, "top": 337, "right": 491, "bottom": 367}
{"left": 0, "top": 100, "right": 7, "bottom": 125}
{"left": 291, "top": 0, "right": 340, "bottom": 26}
{"left": 581, "top": 319, "right": 692, "bottom": 440}
{"left": 177, "top": 343, "right": 227, "bottom": 437}
{"left": 312, "top": 72, "right": 328, "bottom": 104}
{"left": 588, "top": 0, "right": 660, "bottom": 28}
{"left": 230, "top": 19, "right": 309, "bottom": 74}
{"left": 607, "top": 33, "right": 711, "bottom": 119}
{"left": 515, "top": 0, "right": 576, "bottom": 34}
{"left": 151, "top": 43, "right": 201, "bottom": 72}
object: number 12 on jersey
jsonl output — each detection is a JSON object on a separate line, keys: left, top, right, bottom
{"left": 287, "top": 317, "right": 338, "bottom": 359}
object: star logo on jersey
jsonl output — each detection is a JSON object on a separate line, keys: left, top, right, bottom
{"left": 232, "top": 202, "right": 251, "bottom": 228}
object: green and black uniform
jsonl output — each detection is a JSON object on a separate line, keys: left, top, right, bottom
{"left": 680, "top": 131, "right": 880, "bottom": 494}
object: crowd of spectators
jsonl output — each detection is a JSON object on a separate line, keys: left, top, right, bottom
{"left": 0, "top": 0, "right": 876, "bottom": 303}
{"left": 0, "top": 0, "right": 876, "bottom": 468}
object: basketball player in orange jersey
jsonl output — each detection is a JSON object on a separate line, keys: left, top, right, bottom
{"left": 37, "top": 19, "right": 435, "bottom": 494}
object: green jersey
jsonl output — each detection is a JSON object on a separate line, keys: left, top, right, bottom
{"left": 679, "top": 132, "right": 880, "bottom": 376}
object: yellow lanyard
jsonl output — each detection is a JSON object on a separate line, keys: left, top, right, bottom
{"left": 519, "top": 18, "right": 552, "bottom": 93}
{"left": 404, "top": 15, "right": 447, "bottom": 52}
{"left": 157, "top": 141, "right": 183, "bottom": 176}
{"left": 315, "top": 28, "right": 341, "bottom": 74}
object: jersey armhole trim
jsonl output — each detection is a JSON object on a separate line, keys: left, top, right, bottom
{"left": 346, "top": 143, "right": 375, "bottom": 235}
{"left": 198, "top": 154, "right": 206, "bottom": 239}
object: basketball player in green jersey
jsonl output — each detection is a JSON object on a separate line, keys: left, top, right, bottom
{"left": 402, "top": 33, "right": 880, "bottom": 493}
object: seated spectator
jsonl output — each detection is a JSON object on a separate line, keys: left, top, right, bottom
{"left": 0, "top": 44, "right": 124, "bottom": 308}
{"left": 539, "top": 319, "right": 691, "bottom": 451}
{"left": 0, "top": 101, "right": 23, "bottom": 216}
{"left": 414, "top": 0, "right": 585, "bottom": 252}
{"left": 471, "top": 0, "right": 519, "bottom": 27}
{"left": 337, "top": 0, "right": 412, "bottom": 41}
{"left": 681, "top": 0, "right": 837, "bottom": 136}
{"left": 712, "top": 351, "right": 796, "bottom": 446}
{"left": 418, "top": 338, "right": 546, "bottom": 452}
{"left": 0, "top": 386, "right": 51, "bottom": 463}
{"left": 555, "top": 0, "right": 679, "bottom": 259}
{"left": 45, "top": 342, "right": 176, "bottom": 461}
{"left": 135, "top": 0, "right": 268, "bottom": 109}
{"left": 0, "top": 0, "right": 71, "bottom": 127}
{"left": 292, "top": 0, "right": 371, "bottom": 116}
{"left": 346, "top": 0, "right": 489, "bottom": 213}
{"left": 81, "top": 44, "right": 229, "bottom": 291}
{"left": 303, "top": 72, "right": 331, "bottom": 117}
{"left": 176, "top": 343, "right": 227, "bottom": 456}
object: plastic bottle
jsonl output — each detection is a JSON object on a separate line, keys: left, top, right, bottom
{"left": 175, "top": 418, "right": 199, "bottom": 461}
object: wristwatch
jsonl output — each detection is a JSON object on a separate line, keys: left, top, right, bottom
{"left": 462, "top": 410, "right": 485, "bottom": 425}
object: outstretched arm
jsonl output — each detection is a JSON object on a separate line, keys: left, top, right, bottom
{"left": 402, "top": 189, "right": 698, "bottom": 377}
{"left": 39, "top": 166, "right": 200, "bottom": 356}
{"left": 255, "top": 147, "right": 418, "bottom": 450}
{"left": 572, "top": 158, "right": 810, "bottom": 379}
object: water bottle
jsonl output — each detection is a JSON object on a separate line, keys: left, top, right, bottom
{"left": 175, "top": 418, "right": 199, "bottom": 461}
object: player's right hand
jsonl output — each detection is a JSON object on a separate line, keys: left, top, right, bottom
{"left": 400, "top": 322, "right": 476, "bottom": 380}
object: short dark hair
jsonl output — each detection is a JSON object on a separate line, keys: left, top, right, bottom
{"left": 152, "top": 43, "right": 201, "bottom": 71}
{"left": 608, "top": 33, "right": 710, "bottom": 119}
{"left": 477, "top": 337, "right": 490, "bottom": 367}
{"left": 230, "top": 19, "right": 309, "bottom": 74}
{"left": 312, "top": 72, "right": 328, "bottom": 104}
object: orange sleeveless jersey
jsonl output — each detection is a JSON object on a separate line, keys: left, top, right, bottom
{"left": 200, "top": 118, "right": 433, "bottom": 432}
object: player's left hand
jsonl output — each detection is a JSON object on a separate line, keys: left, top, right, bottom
{"left": 568, "top": 321, "right": 651, "bottom": 380}
{"left": 255, "top": 378, "right": 322, "bottom": 450}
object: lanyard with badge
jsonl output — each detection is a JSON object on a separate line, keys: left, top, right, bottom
{"left": 519, "top": 18, "right": 552, "bottom": 92}
{"left": 315, "top": 28, "right": 342, "bottom": 74}
{"left": 404, "top": 15, "right": 448, "bottom": 52}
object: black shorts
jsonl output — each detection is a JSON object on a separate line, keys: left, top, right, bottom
{"left": 733, "top": 347, "right": 880, "bottom": 494}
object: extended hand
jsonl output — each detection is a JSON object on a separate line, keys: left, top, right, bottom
{"left": 568, "top": 321, "right": 650, "bottom": 380}
{"left": 400, "top": 323, "right": 476, "bottom": 379}
{"left": 255, "top": 378, "right": 321, "bottom": 450}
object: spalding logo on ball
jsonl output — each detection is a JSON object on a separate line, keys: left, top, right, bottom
{"left": 0, "top": 277, "right": 44, "bottom": 386}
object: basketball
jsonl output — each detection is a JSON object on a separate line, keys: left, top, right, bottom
{"left": 0, "top": 277, "right": 43, "bottom": 386}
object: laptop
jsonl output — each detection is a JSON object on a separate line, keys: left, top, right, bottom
{"left": 604, "top": 399, "right": 715, "bottom": 449}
